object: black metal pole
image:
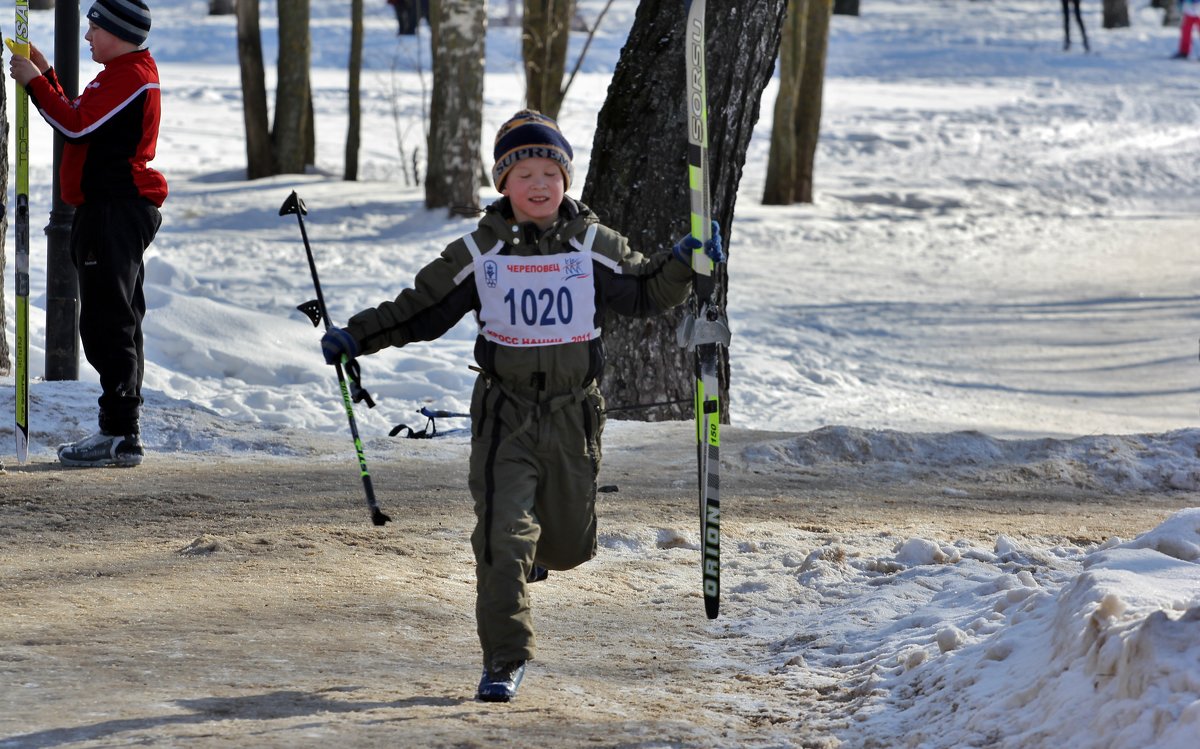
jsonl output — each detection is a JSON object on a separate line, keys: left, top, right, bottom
{"left": 44, "top": 0, "right": 78, "bottom": 380}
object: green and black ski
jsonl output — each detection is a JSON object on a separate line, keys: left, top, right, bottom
{"left": 678, "top": 0, "right": 729, "bottom": 620}
{"left": 13, "top": 0, "right": 30, "bottom": 463}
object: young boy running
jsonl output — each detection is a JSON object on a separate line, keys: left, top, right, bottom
{"left": 320, "top": 110, "right": 723, "bottom": 702}
{"left": 8, "top": 0, "right": 167, "bottom": 467}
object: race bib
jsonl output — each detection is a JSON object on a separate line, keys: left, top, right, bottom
{"left": 474, "top": 248, "right": 599, "bottom": 347}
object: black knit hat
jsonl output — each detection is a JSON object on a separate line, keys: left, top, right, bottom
{"left": 87, "top": 0, "right": 152, "bottom": 48}
{"left": 492, "top": 110, "right": 574, "bottom": 191}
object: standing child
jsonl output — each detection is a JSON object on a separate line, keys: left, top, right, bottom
{"left": 8, "top": 0, "right": 167, "bottom": 467}
{"left": 320, "top": 110, "right": 724, "bottom": 702}
{"left": 1061, "top": 0, "right": 1089, "bottom": 52}
{"left": 1174, "top": 0, "right": 1200, "bottom": 59}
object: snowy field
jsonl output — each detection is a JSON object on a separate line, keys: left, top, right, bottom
{"left": 3, "top": 0, "right": 1200, "bottom": 747}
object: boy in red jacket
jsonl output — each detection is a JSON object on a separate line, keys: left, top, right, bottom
{"left": 9, "top": 0, "right": 167, "bottom": 467}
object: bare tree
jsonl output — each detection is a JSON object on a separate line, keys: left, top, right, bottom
{"left": 581, "top": 0, "right": 788, "bottom": 422}
{"left": 346, "top": 0, "right": 364, "bottom": 180}
{"left": 0, "top": 69, "right": 8, "bottom": 375}
{"left": 523, "top": 0, "right": 572, "bottom": 118}
{"left": 794, "top": 0, "right": 832, "bottom": 204}
{"left": 237, "top": 0, "right": 273, "bottom": 179}
{"left": 274, "top": 0, "right": 312, "bottom": 174}
{"left": 763, "top": 0, "right": 807, "bottom": 205}
{"left": 1103, "top": 0, "right": 1130, "bottom": 29}
{"left": 425, "top": 0, "right": 486, "bottom": 213}
{"left": 1153, "top": 0, "right": 1182, "bottom": 27}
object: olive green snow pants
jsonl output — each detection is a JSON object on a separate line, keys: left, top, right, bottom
{"left": 467, "top": 373, "right": 605, "bottom": 669}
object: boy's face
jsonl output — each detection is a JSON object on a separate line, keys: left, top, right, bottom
{"left": 502, "top": 157, "right": 565, "bottom": 229}
{"left": 84, "top": 21, "right": 138, "bottom": 64}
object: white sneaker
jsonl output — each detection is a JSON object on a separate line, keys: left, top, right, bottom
{"left": 58, "top": 431, "right": 144, "bottom": 468}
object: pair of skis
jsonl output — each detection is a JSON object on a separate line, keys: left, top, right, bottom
{"left": 679, "top": 0, "right": 729, "bottom": 620}
{"left": 11, "top": 0, "right": 30, "bottom": 463}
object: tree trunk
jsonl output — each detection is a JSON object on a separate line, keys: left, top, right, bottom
{"left": 523, "top": 0, "right": 572, "bottom": 118}
{"left": 1103, "top": 0, "right": 1130, "bottom": 28}
{"left": 581, "top": 0, "right": 788, "bottom": 422}
{"left": 274, "top": 0, "right": 312, "bottom": 174}
{"left": 1157, "top": 0, "right": 1181, "bottom": 27}
{"left": 345, "top": 0, "right": 363, "bottom": 180}
{"left": 237, "top": 0, "right": 273, "bottom": 179}
{"left": 796, "top": 0, "right": 831, "bottom": 204}
{"left": 0, "top": 69, "right": 8, "bottom": 375}
{"left": 763, "top": 0, "right": 807, "bottom": 205}
{"left": 305, "top": 89, "right": 316, "bottom": 168}
{"left": 426, "top": 0, "right": 486, "bottom": 213}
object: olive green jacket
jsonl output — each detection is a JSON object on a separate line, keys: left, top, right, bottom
{"left": 345, "top": 197, "right": 693, "bottom": 397}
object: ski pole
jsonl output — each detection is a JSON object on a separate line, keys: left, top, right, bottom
{"left": 418, "top": 406, "right": 470, "bottom": 420}
{"left": 280, "top": 191, "right": 390, "bottom": 526}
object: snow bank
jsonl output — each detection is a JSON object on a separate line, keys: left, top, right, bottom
{"left": 740, "top": 426, "right": 1200, "bottom": 492}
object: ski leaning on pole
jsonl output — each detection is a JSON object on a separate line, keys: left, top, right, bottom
{"left": 280, "top": 191, "right": 390, "bottom": 526}
{"left": 11, "top": 0, "right": 31, "bottom": 463}
{"left": 677, "top": 0, "right": 730, "bottom": 620}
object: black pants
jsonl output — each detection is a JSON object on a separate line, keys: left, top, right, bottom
{"left": 70, "top": 198, "right": 162, "bottom": 435}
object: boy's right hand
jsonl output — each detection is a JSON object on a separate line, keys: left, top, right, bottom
{"left": 6, "top": 40, "right": 48, "bottom": 85}
{"left": 320, "top": 327, "right": 359, "bottom": 365}
{"left": 671, "top": 220, "right": 726, "bottom": 266}
{"left": 8, "top": 53, "right": 38, "bottom": 86}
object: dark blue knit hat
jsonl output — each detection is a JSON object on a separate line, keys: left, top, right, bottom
{"left": 87, "top": 0, "right": 152, "bottom": 48}
{"left": 492, "top": 110, "right": 574, "bottom": 191}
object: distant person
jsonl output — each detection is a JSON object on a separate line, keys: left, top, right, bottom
{"left": 1062, "top": 0, "right": 1089, "bottom": 52}
{"left": 1173, "top": 0, "right": 1200, "bottom": 59}
{"left": 387, "top": 0, "right": 429, "bottom": 35}
{"left": 8, "top": 0, "right": 167, "bottom": 468}
{"left": 319, "top": 110, "right": 724, "bottom": 703}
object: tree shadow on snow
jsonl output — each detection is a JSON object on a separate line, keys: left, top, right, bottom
{"left": 0, "top": 688, "right": 466, "bottom": 748}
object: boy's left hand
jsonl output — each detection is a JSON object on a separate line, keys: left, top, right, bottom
{"left": 672, "top": 220, "right": 726, "bottom": 266}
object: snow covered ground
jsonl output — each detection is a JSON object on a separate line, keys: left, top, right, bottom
{"left": 3, "top": 0, "right": 1200, "bottom": 746}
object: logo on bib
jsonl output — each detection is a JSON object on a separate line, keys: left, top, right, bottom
{"left": 563, "top": 257, "right": 588, "bottom": 281}
{"left": 484, "top": 260, "right": 499, "bottom": 288}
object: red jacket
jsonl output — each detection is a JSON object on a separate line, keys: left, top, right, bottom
{"left": 26, "top": 49, "right": 167, "bottom": 207}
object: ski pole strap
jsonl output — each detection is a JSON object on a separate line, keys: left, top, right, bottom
{"left": 389, "top": 406, "right": 471, "bottom": 439}
{"left": 343, "top": 358, "right": 375, "bottom": 408}
{"left": 389, "top": 421, "right": 435, "bottom": 439}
